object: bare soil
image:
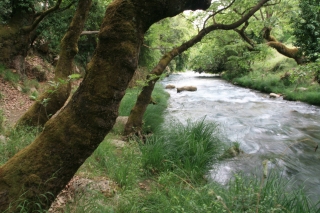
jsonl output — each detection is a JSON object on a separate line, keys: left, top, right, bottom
{"left": 0, "top": 77, "right": 34, "bottom": 126}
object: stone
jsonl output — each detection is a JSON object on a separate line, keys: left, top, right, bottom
{"left": 165, "top": 84, "right": 175, "bottom": 89}
{"left": 269, "top": 93, "right": 281, "bottom": 98}
{"left": 177, "top": 86, "right": 197, "bottom": 93}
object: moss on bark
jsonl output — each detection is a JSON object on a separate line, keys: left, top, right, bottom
{"left": 262, "top": 27, "right": 305, "bottom": 65}
{"left": 0, "top": 0, "right": 211, "bottom": 211}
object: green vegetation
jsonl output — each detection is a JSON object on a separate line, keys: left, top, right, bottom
{"left": 119, "top": 83, "right": 169, "bottom": 134}
{"left": 0, "top": 64, "right": 19, "bottom": 84}
{"left": 292, "top": 0, "right": 320, "bottom": 62}
{"left": 2, "top": 88, "right": 319, "bottom": 212}
{"left": 140, "top": 118, "right": 223, "bottom": 181}
{"left": 0, "top": 109, "right": 4, "bottom": 133}
{"left": 0, "top": 126, "right": 39, "bottom": 165}
{"left": 222, "top": 51, "right": 320, "bottom": 105}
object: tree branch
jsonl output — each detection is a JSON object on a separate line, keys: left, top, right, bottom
{"left": 23, "top": 0, "right": 63, "bottom": 32}
{"left": 80, "top": 31, "right": 100, "bottom": 35}
{"left": 202, "top": 0, "right": 236, "bottom": 29}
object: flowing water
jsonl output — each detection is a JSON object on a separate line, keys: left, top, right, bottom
{"left": 161, "top": 71, "right": 320, "bottom": 200}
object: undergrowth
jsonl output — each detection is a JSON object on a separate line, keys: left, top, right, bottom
{"left": 0, "top": 63, "right": 20, "bottom": 84}
{"left": 2, "top": 81, "right": 319, "bottom": 212}
{"left": 222, "top": 52, "right": 320, "bottom": 106}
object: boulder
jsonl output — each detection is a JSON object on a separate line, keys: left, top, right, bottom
{"left": 269, "top": 93, "right": 281, "bottom": 98}
{"left": 165, "top": 84, "right": 175, "bottom": 89}
{"left": 177, "top": 86, "right": 197, "bottom": 93}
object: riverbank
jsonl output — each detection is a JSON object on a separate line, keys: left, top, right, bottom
{"left": 221, "top": 52, "right": 320, "bottom": 106}
{"left": 2, "top": 82, "right": 319, "bottom": 212}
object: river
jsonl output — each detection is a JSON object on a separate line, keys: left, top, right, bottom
{"left": 161, "top": 71, "right": 320, "bottom": 201}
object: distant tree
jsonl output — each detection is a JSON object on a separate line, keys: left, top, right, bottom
{"left": 231, "top": 0, "right": 306, "bottom": 64}
{"left": 293, "top": 0, "right": 320, "bottom": 62}
{"left": 0, "top": 0, "right": 75, "bottom": 75}
{"left": 0, "top": 0, "right": 211, "bottom": 211}
{"left": 16, "top": 0, "right": 93, "bottom": 127}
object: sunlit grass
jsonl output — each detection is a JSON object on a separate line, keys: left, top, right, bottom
{"left": 0, "top": 126, "right": 39, "bottom": 165}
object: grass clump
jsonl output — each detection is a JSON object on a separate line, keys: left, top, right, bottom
{"left": 0, "top": 64, "right": 20, "bottom": 84}
{"left": 140, "top": 117, "right": 224, "bottom": 181}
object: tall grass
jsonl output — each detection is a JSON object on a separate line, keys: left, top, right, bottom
{"left": 140, "top": 117, "right": 224, "bottom": 181}
{"left": 79, "top": 137, "right": 141, "bottom": 190}
{"left": 117, "top": 170, "right": 319, "bottom": 213}
{"left": 0, "top": 126, "right": 39, "bottom": 165}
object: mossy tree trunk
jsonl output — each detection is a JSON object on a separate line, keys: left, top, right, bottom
{"left": 262, "top": 27, "right": 305, "bottom": 64}
{"left": 0, "top": 0, "right": 211, "bottom": 211}
{"left": 124, "top": 0, "right": 270, "bottom": 137}
{"left": 16, "top": 0, "right": 93, "bottom": 127}
{"left": 0, "top": 0, "right": 63, "bottom": 75}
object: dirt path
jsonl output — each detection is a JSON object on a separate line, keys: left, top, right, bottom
{"left": 0, "top": 78, "right": 34, "bottom": 126}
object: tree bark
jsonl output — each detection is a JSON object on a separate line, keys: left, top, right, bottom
{"left": 16, "top": 0, "right": 93, "bottom": 127}
{"left": 124, "top": 0, "right": 271, "bottom": 136}
{"left": 262, "top": 27, "right": 305, "bottom": 64}
{"left": 0, "top": 0, "right": 211, "bottom": 211}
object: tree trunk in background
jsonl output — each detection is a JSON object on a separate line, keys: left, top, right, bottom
{"left": 262, "top": 27, "right": 305, "bottom": 64}
{"left": 16, "top": 0, "right": 93, "bottom": 127}
{"left": 124, "top": 0, "right": 270, "bottom": 137}
{"left": 0, "top": 0, "right": 62, "bottom": 75}
{"left": 0, "top": 0, "right": 211, "bottom": 211}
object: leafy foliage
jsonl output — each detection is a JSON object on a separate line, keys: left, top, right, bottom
{"left": 139, "top": 15, "right": 196, "bottom": 71}
{"left": 293, "top": 0, "right": 320, "bottom": 61}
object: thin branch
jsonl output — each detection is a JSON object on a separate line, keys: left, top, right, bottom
{"left": 143, "top": 44, "right": 171, "bottom": 50}
{"left": 80, "top": 31, "right": 100, "bottom": 35}
{"left": 202, "top": 0, "right": 237, "bottom": 29}
{"left": 55, "top": 0, "right": 77, "bottom": 13}
{"left": 23, "top": 0, "right": 63, "bottom": 32}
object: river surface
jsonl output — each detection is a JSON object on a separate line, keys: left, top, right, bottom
{"left": 161, "top": 71, "right": 320, "bottom": 201}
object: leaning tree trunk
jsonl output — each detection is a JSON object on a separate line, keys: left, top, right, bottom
{"left": 262, "top": 27, "right": 305, "bottom": 64}
{"left": 124, "top": 0, "right": 270, "bottom": 136}
{"left": 16, "top": 0, "right": 92, "bottom": 127}
{"left": 0, "top": 0, "right": 211, "bottom": 211}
